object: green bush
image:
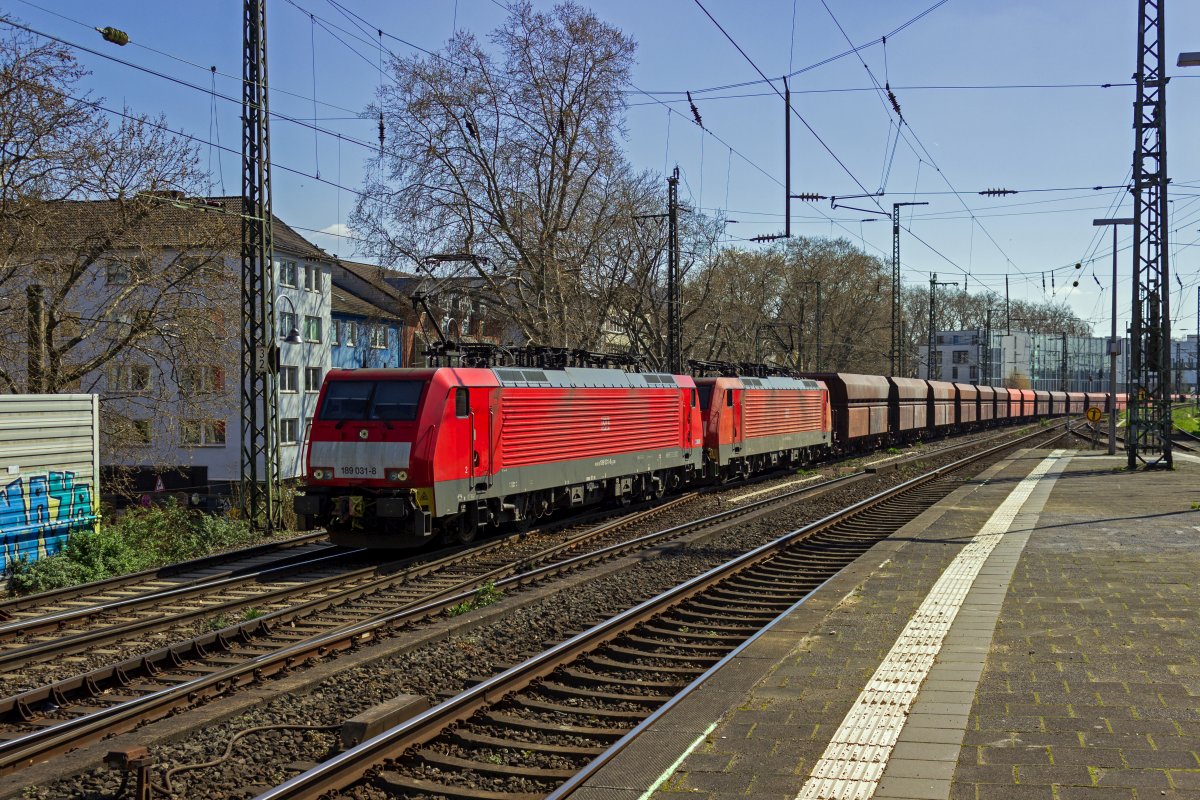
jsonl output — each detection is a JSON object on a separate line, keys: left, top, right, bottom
{"left": 7, "top": 500, "right": 258, "bottom": 596}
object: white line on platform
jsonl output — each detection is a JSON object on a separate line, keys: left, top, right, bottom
{"left": 728, "top": 474, "right": 823, "bottom": 503}
{"left": 1171, "top": 452, "right": 1200, "bottom": 465}
{"left": 637, "top": 720, "right": 719, "bottom": 800}
{"left": 794, "top": 449, "right": 1068, "bottom": 800}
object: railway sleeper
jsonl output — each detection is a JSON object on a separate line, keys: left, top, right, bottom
{"left": 416, "top": 747, "right": 578, "bottom": 780}
{"left": 451, "top": 727, "right": 605, "bottom": 757}
{"left": 482, "top": 710, "right": 629, "bottom": 741}
{"left": 638, "top": 624, "right": 745, "bottom": 646}
{"left": 579, "top": 654, "right": 701, "bottom": 677}
{"left": 600, "top": 643, "right": 719, "bottom": 665}
{"left": 535, "top": 680, "right": 669, "bottom": 707}
{"left": 510, "top": 695, "right": 646, "bottom": 722}
{"left": 374, "top": 770, "right": 544, "bottom": 800}
{"left": 657, "top": 616, "right": 761, "bottom": 635}
{"left": 559, "top": 667, "right": 684, "bottom": 692}
{"left": 620, "top": 633, "right": 735, "bottom": 653}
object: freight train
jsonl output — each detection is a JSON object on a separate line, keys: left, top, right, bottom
{"left": 293, "top": 360, "right": 1123, "bottom": 548}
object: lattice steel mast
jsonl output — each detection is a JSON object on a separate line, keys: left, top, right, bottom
{"left": 1129, "top": 0, "right": 1172, "bottom": 468}
{"left": 241, "top": 0, "right": 280, "bottom": 527}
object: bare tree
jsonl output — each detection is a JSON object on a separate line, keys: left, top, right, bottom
{"left": 352, "top": 1, "right": 642, "bottom": 348}
{"left": 0, "top": 30, "right": 238, "bottom": 461}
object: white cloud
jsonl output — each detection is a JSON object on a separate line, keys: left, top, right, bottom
{"left": 319, "top": 223, "right": 354, "bottom": 238}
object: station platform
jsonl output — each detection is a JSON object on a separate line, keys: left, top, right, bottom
{"left": 571, "top": 446, "right": 1200, "bottom": 800}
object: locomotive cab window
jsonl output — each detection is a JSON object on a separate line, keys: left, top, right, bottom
{"left": 455, "top": 388, "right": 469, "bottom": 417}
{"left": 698, "top": 386, "right": 713, "bottom": 411}
{"left": 691, "top": 389, "right": 697, "bottom": 407}
{"left": 319, "top": 380, "right": 424, "bottom": 421}
{"left": 726, "top": 390, "right": 734, "bottom": 408}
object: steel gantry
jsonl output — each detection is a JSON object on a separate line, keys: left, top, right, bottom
{"left": 1129, "top": 0, "right": 1172, "bottom": 468}
{"left": 241, "top": 0, "right": 281, "bottom": 528}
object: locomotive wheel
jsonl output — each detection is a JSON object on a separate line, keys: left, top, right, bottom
{"left": 446, "top": 520, "right": 477, "bottom": 545}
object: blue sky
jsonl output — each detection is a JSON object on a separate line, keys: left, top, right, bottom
{"left": 6, "top": 0, "right": 1200, "bottom": 336}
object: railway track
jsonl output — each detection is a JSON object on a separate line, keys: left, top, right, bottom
{"left": 0, "top": 422, "right": 1012, "bottom": 781}
{"left": 0, "top": 530, "right": 333, "bottom": 622}
{"left": 250, "top": 426, "right": 1064, "bottom": 800}
{"left": 0, "top": 490, "right": 730, "bottom": 774}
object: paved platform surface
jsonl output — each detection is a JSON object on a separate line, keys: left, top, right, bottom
{"left": 571, "top": 446, "right": 1200, "bottom": 800}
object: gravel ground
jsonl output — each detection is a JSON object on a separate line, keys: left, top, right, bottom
{"left": 0, "top": 426, "right": 1002, "bottom": 700}
{"left": 21, "top": 424, "right": 1053, "bottom": 800}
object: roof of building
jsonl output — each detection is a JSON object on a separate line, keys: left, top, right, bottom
{"left": 334, "top": 259, "right": 414, "bottom": 301}
{"left": 36, "top": 193, "right": 330, "bottom": 262}
{"left": 331, "top": 285, "right": 399, "bottom": 321}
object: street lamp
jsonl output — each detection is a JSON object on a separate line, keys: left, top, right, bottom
{"left": 276, "top": 295, "right": 303, "bottom": 345}
{"left": 1094, "top": 217, "right": 1134, "bottom": 455}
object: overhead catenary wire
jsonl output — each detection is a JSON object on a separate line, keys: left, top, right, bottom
{"left": 691, "top": 0, "right": 887, "bottom": 214}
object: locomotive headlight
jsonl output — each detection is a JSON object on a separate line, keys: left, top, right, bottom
{"left": 386, "top": 469, "right": 408, "bottom": 482}
{"left": 311, "top": 467, "right": 333, "bottom": 480}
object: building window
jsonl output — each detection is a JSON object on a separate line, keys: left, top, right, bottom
{"left": 181, "top": 365, "right": 224, "bottom": 394}
{"left": 478, "top": 302, "right": 487, "bottom": 317}
{"left": 109, "top": 363, "right": 151, "bottom": 392}
{"left": 281, "top": 417, "right": 299, "bottom": 444}
{"left": 278, "top": 260, "right": 298, "bottom": 287}
{"left": 112, "top": 416, "right": 152, "bottom": 446}
{"left": 303, "top": 315, "right": 322, "bottom": 343}
{"left": 182, "top": 419, "right": 225, "bottom": 447}
{"left": 330, "top": 321, "right": 340, "bottom": 346}
{"left": 344, "top": 323, "right": 357, "bottom": 347}
{"left": 369, "top": 325, "right": 387, "bottom": 349}
{"left": 304, "top": 264, "right": 323, "bottom": 292}
{"left": 460, "top": 319, "right": 470, "bottom": 336}
{"left": 305, "top": 366, "right": 322, "bottom": 392}
{"left": 280, "top": 365, "right": 299, "bottom": 392}
{"left": 280, "top": 310, "right": 298, "bottom": 339}
{"left": 952, "top": 366, "right": 959, "bottom": 380}
{"left": 105, "top": 262, "right": 131, "bottom": 285}
{"left": 952, "top": 350, "right": 969, "bottom": 364}
{"left": 205, "top": 420, "right": 226, "bottom": 445}
{"left": 936, "top": 335, "right": 945, "bottom": 345}
{"left": 970, "top": 366, "right": 979, "bottom": 381}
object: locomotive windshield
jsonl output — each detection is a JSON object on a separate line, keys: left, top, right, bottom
{"left": 318, "top": 380, "right": 424, "bottom": 421}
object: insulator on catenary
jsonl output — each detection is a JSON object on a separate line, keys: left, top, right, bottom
{"left": 686, "top": 91, "right": 703, "bottom": 128}
{"left": 979, "top": 188, "right": 1017, "bottom": 196}
{"left": 97, "top": 26, "right": 129, "bottom": 46}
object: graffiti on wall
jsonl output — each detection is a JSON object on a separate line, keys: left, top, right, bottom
{"left": 0, "top": 471, "right": 96, "bottom": 571}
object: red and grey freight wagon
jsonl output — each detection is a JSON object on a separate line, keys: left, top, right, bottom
{"left": 297, "top": 367, "right": 703, "bottom": 547}
{"left": 927, "top": 380, "right": 956, "bottom": 432}
{"left": 806, "top": 373, "right": 891, "bottom": 448}
{"left": 695, "top": 375, "right": 831, "bottom": 475}
{"left": 888, "top": 377, "right": 929, "bottom": 436}
{"left": 1067, "top": 392, "right": 1086, "bottom": 415}
{"left": 954, "top": 383, "right": 979, "bottom": 426}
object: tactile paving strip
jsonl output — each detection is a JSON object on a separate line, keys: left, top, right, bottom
{"left": 794, "top": 450, "right": 1068, "bottom": 800}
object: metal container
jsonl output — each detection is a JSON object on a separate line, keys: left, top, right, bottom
{"left": 888, "top": 377, "right": 929, "bottom": 433}
{"left": 954, "top": 383, "right": 978, "bottom": 426}
{"left": 926, "top": 380, "right": 956, "bottom": 430}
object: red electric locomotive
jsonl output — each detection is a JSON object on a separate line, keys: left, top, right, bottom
{"left": 693, "top": 375, "right": 831, "bottom": 479}
{"left": 295, "top": 366, "right": 702, "bottom": 547}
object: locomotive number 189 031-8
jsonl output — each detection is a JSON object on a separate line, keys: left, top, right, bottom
{"left": 338, "top": 465, "right": 379, "bottom": 477}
